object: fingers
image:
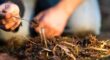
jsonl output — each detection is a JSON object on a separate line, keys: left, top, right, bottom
{"left": 3, "top": 16, "right": 21, "bottom": 31}
{"left": 34, "top": 11, "right": 61, "bottom": 38}
{"left": 0, "top": 2, "right": 21, "bottom": 31}
{"left": 11, "top": 18, "right": 21, "bottom": 31}
{"left": 4, "top": 20, "right": 16, "bottom": 30}
{"left": 35, "top": 22, "right": 60, "bottom": 38}
{"left": 0, "top": 11, "right": 21, "bottom": 31}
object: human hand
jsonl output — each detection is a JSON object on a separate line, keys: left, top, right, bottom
{"left": 33, "top": 7, "right": 69, "bottom": 38}
{"left": 0, "top": 2, "right": 21, "bottom": 31}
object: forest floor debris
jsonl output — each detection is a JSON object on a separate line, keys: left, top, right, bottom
{"left": 0, "top": 34, "right": 110, "bottom": 60}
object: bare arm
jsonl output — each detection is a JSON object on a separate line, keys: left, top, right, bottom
{"left": 34, "top": 0, "right": 83, "bottom": 38}
{"left": 56, "top": 0, "right": 83, "bottom": 17}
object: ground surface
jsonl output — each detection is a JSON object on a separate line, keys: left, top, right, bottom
{"left": 0, "top": 34, "right": 110, "bottom": 60}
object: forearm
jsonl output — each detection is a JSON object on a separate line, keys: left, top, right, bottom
{"left": 56, "top": 0, "right": 83, "bottom": 16}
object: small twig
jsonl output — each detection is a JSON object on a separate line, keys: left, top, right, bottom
{"left": 100, "top": 54, "right": 110, "bottom": 58}
{"left": 13, "top": 16, "right": 30, "bottom": 22}
{"left": 39, "top": 27, "right": 49, "bottom": 57}
{"left": 100, "top": 41, "right": 107, "bottom": 49}
{"left": 60, "top": 41, "right": 79, "bottom": 55}
{"left": 52, "top": 44, "right": 76, "bottom": 60}
{"left": 52, "top": 44, "right": 58, "bottom": 56}
{"left": 39, "top": 28, "right": 43, "bottom": 43}
{"left": 85, "top": 47, "right": 108, "bottom": 52}
{"left": 60, "top": 41, "right": 76, "bottom": 47}
{"left": 40, "top": 28, "right": 48, "bottom": 48}
{"left": 22, "top": 36, "right": 37, "bottom": 45}
{"left": 58, "top": 45, "right": 76, "bottom": 60}
{"left": 42, "top": 48, "right": 52, "bottom": 52}
{"left": 27, "top": 40, "right": 37, "bottom": 45}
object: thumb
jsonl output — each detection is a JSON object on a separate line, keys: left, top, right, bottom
{"left": 32, "top": 12, "right": 46, "bottom": 33}
{"left": 30, "top": 12, "right": 43, "bottom": 29}
{"left": 35, "top": 11, "right": 46, "bottom": 22}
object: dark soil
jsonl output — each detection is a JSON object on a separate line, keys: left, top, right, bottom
{"left": 0, "top": 34, "right": 110, "bottom": 60}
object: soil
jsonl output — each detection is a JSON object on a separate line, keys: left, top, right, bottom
{"left": 0, "top": 34, "right": 110, "bottom": 60}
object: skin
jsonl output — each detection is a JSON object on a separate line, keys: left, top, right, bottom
{"left": 0, "top": 2, "right": 21, "bottom": 31}
{"left": 0, "top": 0, "right": 82, "bottom": 38}
{"left": 34, "top": 0, "right": 83, "bottom": 38}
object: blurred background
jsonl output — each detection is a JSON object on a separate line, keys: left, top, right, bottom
{"left": 99, "top": 0, "right": 110, "bottom": 32}
{"left": 98, "top": 0, "right": 110, "bottom": 38}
